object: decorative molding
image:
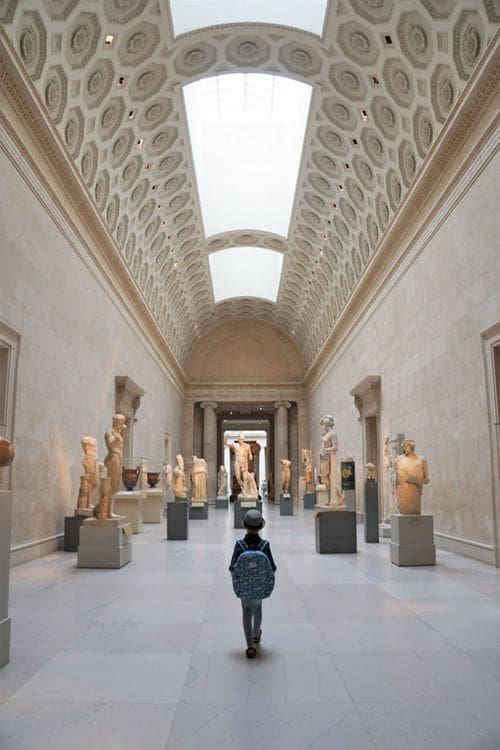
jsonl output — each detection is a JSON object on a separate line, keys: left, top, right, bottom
{"left": 434, "top": 530, "right": 495, "bottom": 567}
{"left": 350, "top": 375, "right": 381, "bottom": 418}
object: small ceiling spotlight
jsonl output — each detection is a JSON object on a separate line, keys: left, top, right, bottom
{"left": 144, "top": 162, "right": 152, "bottom": 171}
{"left": 136, "top": 137, "right": 144, "bottom": 149}
{"left": 360, "top": 108, "right": 368, "bottom": 121}
{"left": 105, "top": 34, "right": 115, "bottom": 47}
{"left": 116, "top": 75, "right": 128, "bottom": 87}
{"left": 128, "top": 109, "right": 136, "bottom": 120}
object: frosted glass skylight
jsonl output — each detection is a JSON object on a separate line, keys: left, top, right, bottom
{"left": 183, "top": 73, "right": 312, "bottom": 238}
{"left": 209, "top": 247, "right": 284, "bottom": 303}
{"left": 169, "top": 1, "right": 329, "bottom": 37}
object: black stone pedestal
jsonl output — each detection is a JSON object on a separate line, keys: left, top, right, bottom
{"left": 167, "top": 501, "right": 189, "bottom": 540}
{"left": 234, "top": 500, "right": 262, "bottom": 529}
{"left": 216, "top": 496, "right": 229, "bottom": 509}
{"left": 364, "top": 479, "right": 379, "bottom": 543}
{"left": 303, "top": 492, "right": 315, "bottom": 509}
{"left": 315, "top": 509, "right": 357, "bottom": 553}
{"left": 189, "top": 503, "right": 208, "bottom": 520}
{"left": 280, "top": 494, "right": 294, "bottom": 516}
{"left": 64, "top": 515, "right": 87, "bottom": 552}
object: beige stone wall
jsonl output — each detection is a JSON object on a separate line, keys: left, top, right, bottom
{"left": 186, "top": 319, "right": 305, "bottom": 384}
{"left": 307, "top": 151, "right": 499, "bottom": 562}
{"left": 0, "top": 148, "right": 184, "bottom": 555}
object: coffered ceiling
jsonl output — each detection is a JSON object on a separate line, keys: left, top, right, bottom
{"left": 1, "top": 0, "right": 498, "bottom": 369}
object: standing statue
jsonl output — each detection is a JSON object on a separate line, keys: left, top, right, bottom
{"left": 302, "top": 448, "right": 314, "bottom": 493}
{"left": 318, "top": 414, "right": 343, "bottom": 505}
{"left": 104, "top": 414, "right": 126, "bottom": 496}
{"left": 94, "top": 477, "right": 113, "bottom": 520}
{"left": 281, "top": 459, "right": 292, "bottom": 494}
{"left": 163, "top": 463, "right": 173, "bottom": 491}
{"left": 76, "top": 475, "right": 91, "bottom": 511}
{"left": 217, "top": 465, "right": 228, "bottom": 496}
{"left": 173, "top": 454, "right": 187, "bottom": 499}
{"left": 190, "top": 456, "right": 208, "bottom": 502}
{"left": 80, "top": 436, "right": 100, "bottom": 508}
{"left": 224, "top": 433, "right": 253, "bottom": 492}
{"left": 396, "top": 439, "right": 430, "bottom": 514}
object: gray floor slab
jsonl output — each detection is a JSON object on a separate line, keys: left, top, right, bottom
{"left": 2, "top": 504, "right": 500, "bottom": 749}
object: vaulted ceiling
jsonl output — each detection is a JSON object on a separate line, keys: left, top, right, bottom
{"left": 1, "top": 0, "right": 498, "bottom": 369}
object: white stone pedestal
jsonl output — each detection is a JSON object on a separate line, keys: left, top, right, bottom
{"left": 143, "top": 489, "right": 164, "bottom": 523}
{"left": 78, "top": 517, "right": 132, "bottom": 568}
{"left": 0, "top": 490, "right": 12, "bottom": 668}
{"left": 114, "top": 491, "right": 143, "bottom": 533}
{"left": 390, "top": 514, "right": 436, "bottom": 566}
{"left": 315, "top": 484, "right": 329, "bottom": 507}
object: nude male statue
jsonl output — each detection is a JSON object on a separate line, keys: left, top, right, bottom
{"left": 104, "top": 414, "right": 127, "bottom": 496}
{"left": 224, "top": 433, "right": 253, "bottom": 492}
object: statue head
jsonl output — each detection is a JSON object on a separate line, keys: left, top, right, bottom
{"left": 176, "top": 453, "right": 184, "bottom": 469}
{"left": 402, "top": 439, "right": 416, "bottom": 455}
{"left": 320, "top": 414, "right": 335, "bottom": 433}
{"left": 237, "top": 433, "right": 245, "bottom": 444}
{"left": 112, "top": 414, "right": 127, "bottom": 433}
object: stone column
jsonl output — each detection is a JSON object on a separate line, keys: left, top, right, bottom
{"left": 201, "top": 401, "right": 218, "bottom": 503}
{"left": 274, "top": 401, "right": 291, "bottom": 502}
{"left": 289, "top": 404, "right": 299, "bottom": 500}
{"left": 182, "top": 400, "right": 195, "bottom": 491}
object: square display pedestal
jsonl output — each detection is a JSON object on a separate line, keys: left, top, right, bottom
{"left": 303, "top": 492, "right": 315, "bottom": 509}
{"left": 189, "top": 502, "right": 208, "bottom": 520}
{"left": 143, "top": 489, "right": 164, "bottom": 523}
{"left": 78, "top": 517, "right": 132, "bottom": 568}
{"left": 234, "top": 499, "right": 261, "bottom": 529}
{"left": 167, "top": 501, "right": 189, "bottom": 540}
{"left": 315, "top": 509, "right": 357, "bottom": 554}
{"left": 390, "top": 514, "right": 436, "bottom": 566}
{"left": 114, "top": 491, "right": 143, "bottom": 533}
{"left": 64, "top": 515, "right": 87, "bottom": 552}
{"left": 364, "top": 480, "right": 379, "bottom": 543}
{"left": 379, "top": 522, "right": 391, "bottom": 538}
{"left": 216, "top": 495, "right": 229, "bottom": 509}
{"left": 280, "top": 494, "right": 294, "bottom": 516}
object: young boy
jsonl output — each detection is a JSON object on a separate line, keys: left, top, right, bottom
{"left": 229, "top": 508, "right": 277, "bottom": 658}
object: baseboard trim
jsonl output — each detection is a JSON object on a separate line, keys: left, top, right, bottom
{"left": 10, "top": 533, "right": 64, "bottom": 566}
{"left": 434, "top": 530, "right": 496, "bottom": 567}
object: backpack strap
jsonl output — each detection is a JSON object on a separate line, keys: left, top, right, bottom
{"left": 237, "top": 540, "right": 249, "bottom": 553}
{"left": 257, "top": 540, "right": 268, "bottom": 552}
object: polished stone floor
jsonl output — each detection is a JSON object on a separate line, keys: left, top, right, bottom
{"left": 2, "top": 503, "right": 500, "bottom": 749}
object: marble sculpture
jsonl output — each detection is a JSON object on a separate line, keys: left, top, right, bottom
{"left": 281, "top": 459, "right": 292, "bottom": 494}
{"left": 396, "top": 439, "right": 430, "bottom": 514}
{"left": 104, "top": 414, "right": 126, "bottom": 496}
{"left": 190, "top": 455, "right": 208, "bottom": 502}
{"left": 217, "top": 465, "right": 228, "bottom": 496}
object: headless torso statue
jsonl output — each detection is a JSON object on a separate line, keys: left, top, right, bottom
{"left": 225, "top": 434, "right": 253, "bottom": 496}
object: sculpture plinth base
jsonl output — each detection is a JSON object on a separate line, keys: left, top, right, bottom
{"left": 216, "top": 495, "right": 229, "bottom": 509}
{"left": 280, "top": 494, "right": 294, "bottom": 516}
{"left": 234, "top": 499, "right": 261, "bottom": 529}
{"left": 189, "top": 502, "right": 208, "bottom": 520}
{"left": 344, "top": 488, "right": 356, "bottom": 512}
{"left": 143, "top": 489, "right": 164, "bottom": 523}
{"left": 114, "top": 491, "right": 143, "bottom": 533}
{"left": 315, "top": 484, "right": 329, "bottom": 506}
{"left": 390, "top": 514, "right": 435, "bottom": 566}
{"left": 303, "top": 492, "right": 315, "bottom": 509}
{"left": 74, "top": 508, "right": 94, "bottom": 517}
{"left": 0, "top": 490, "right": 12, "bottom": 668}
{"left": 64, "top": 515, "right": 87, "bottom": 552}
{"left": 78, "top": 517, "right": 132, "bottom": 568}
{"left": 315, "top": 508, "right": 357, "bottom": 554}
{"left": 167, "top": 501, "right": 188, "bottom": 540}
{"left": 364, "top": 480, "right": 379, "bottom": 543}
{"left": 379, "top": 522, "right": 391, "bottom": 538}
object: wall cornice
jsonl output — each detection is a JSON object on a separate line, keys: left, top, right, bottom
{"left": 305, "top": 30, "right": 500, "bottom": 393}
{"left": 186, "top": 384, "right": 306, "bottom": 403}
{"left": 0, "top": 28, "right": 186, "bottom": 395}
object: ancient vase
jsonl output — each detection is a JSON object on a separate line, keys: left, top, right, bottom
{"left": 147, "top": 472, "right": 160, "bottom": 488}
{"left": 122, "top": 467, "right": 140, "bottom": 491}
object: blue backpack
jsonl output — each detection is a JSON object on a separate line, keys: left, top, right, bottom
{"left": 232, "top": 539, "right": 275, "bottom": 600}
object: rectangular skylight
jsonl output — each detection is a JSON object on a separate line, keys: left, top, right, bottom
{"left": 209, "top": 247, "right": 284, "bottom": 303}
{"left": 169, "top": 1, "right": 329, "bottom": 37}
{"left": 183, "top": 73, "right": 312, "bottom": 238}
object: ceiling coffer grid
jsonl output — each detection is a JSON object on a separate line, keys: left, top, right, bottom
{"left": 2, "top": 0, "right": 498, "bottom": 367}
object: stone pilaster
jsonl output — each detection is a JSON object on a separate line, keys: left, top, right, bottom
{"left": 274, "top": 401, "right": 291, "bottom": 502}
{"left": 201, "top": 401, "right": 218, "bottom": 503}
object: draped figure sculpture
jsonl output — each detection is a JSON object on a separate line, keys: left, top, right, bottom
{"left": 317, "top": 414, "right": 345, "bottom": 506}
{"left": 302, "top": 448, "right": 314, "bottom": 493}
{"left": 77, "top": 436, "right": 100, "bottom": 510}
{"left": 104, "top": 414, "right": 126, "bottom": 496}
{"left": 217, "top": 465, "right": 228, "bottom": 496}
{"left": 190, "top": 456, "right": 208, "bottom": 502}
{"left": 173, "top": 454, "right": 187, "bottom": 500}
{"left": 396, "top": 439, "right": 430, "bottom": 514}
{"left": 280, "top": 459, "right": 292, "bottom": 494}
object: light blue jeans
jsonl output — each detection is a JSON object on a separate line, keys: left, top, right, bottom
{"left": 241, "top": 598, "right": 262, "bottom": 647}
